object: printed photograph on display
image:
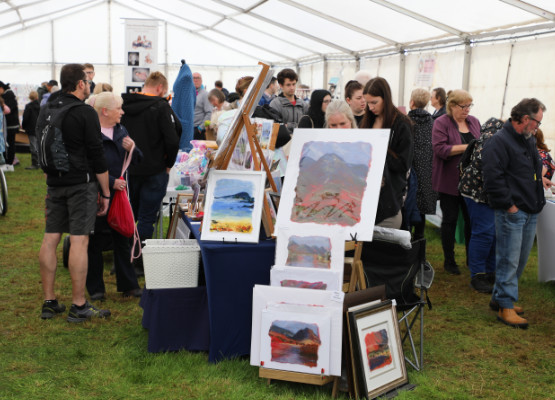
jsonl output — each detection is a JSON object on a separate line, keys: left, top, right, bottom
{"left": 250, "top": 285, "right": 343, "bottom": 376}
{"left": 275, "top": 129, "right": 390, "bottom": 241}
{"left": 126, "top": 86, "right": 142, "bottom": 94}
{"left": 127, "top": 52, "right": 139, "bottom": 66}
{"left": 201, "top": 170, "right": 266, "bottom": 243}
{"left": 259, "top": 308, "right": 331, "bottom": 375}
{"left": 132, "top": 67, "right": 150, "bottom": 82}
{"left": 270, "top": 266, "right": 342, "bottom": 291}
{"left": 275, "top": 227, "right": 345, "bottom": 272}
{"left": 348, "top": 300, "right": 408, "bottom": 399}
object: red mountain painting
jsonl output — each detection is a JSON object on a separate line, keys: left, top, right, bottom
{"left": 268, "top": 320, "right": 321, "bottom": 367}
{"left": 291, "top": 141, "right": 372, "bottom": 226}
{"left": 365, "top": 328, "right": 393, "bottom": 371}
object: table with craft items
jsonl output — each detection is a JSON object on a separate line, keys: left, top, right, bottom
{"left": 140, "top": 215, "right": 275, "bottom": 362}
{"left": 536, "top": 199, "right": 555, "bottom": 282}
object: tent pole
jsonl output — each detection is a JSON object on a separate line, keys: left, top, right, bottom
{"left": 462, "top": 41, "right": 472, "bottom": 91}
{"left": 322, "top": 57, "right": 327, "bottom": 92}
{"left": 108, "top": 0, "right": 112, "bottom": 85}
{"left": 164, "top": 21, "right": 168, "bottom": 78}
{"left": 50, "top": 20, "right": 55, "bottom": 79}
{"left": 398, "top": 49, "right": 406, "bottom": 107}
{"left": 500, "top": 43, "right": 515, "bottom": 119}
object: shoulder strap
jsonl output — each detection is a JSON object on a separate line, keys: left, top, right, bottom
{"left": 49, "top": 102, "right": 87, "bottom": 126}
{"left": 120, "top": 142, "right": 135, "bottom": 177}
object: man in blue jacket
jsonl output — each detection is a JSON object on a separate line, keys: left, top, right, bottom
{"left": 482, "top": 98, "right": 548, "bottom": 329}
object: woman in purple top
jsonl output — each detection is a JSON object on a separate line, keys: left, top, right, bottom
{"left": 432, "top": 89, "right": 480, "bottom": 275}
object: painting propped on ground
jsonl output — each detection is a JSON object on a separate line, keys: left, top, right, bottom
{"left": 275, "top": 129, "right": 390, "bottom": 241}
{"left": 201, "top": 170, "right": 266, "bottom": 243}
{"left": 286, "top": 235, "right": 331, "bottom": 268}
{"left": 292, "top": 141, "right": 372, "bottom": 226}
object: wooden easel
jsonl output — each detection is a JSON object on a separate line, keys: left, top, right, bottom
{"left": 343, "top": 241, "right": 366, "bottom": 293}
{"left": 212, "top": 61, "right": 278, "bottom": 235}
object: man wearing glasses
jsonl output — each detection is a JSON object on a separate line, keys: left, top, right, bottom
{"left": 37, "top": 63, "right": 111, "bottom": 322}
{"left": 483, "top": 98, "right": 549, "bottom": 329}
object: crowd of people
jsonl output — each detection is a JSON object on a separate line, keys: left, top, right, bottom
{"left": 0, "top": 62, "right": 550, "bottom": 330}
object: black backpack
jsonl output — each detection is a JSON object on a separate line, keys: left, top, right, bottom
{"left": 37, "top": 101, "right": 86, "bottom": 175}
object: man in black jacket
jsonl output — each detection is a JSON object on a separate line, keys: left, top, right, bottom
{"left": 121, "top": 71, "right": 181, "bottom": 253}
{"left": 482, "top": 98, "right": 548, "bottom": 329}
{"left": 22, "top": 91, "right": 41, "bottom": 169}
{"left": 37, "top": 63, "right": 111, "bottom": 322}
{"left": 0, "top": 81, "right": 19, "bottom": 165}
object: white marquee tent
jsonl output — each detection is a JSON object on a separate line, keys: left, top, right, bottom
{"left": 1, "top": 0, "right": 555, "bottom": 144}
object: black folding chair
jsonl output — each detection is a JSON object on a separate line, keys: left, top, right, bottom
{"left": 361, "top": 238, "right": 432, "bottom": 371}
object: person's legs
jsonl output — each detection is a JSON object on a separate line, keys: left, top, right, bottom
{"left": 492, "top": 209, "right": 525, "bottom": 309}
{"left": 112, "top": 229, "right": 140, "bottom": 293}
{"left": 464, "top": 198, "right": 496, "bottom": 276}
{"left": 412, "top": 213, "right": 426, "bottom": 240}
{"left": 5, "top": 127, "right": 17, "bottom": 165}
{"left": 86, "top": 229, "right": 107, "bottom": 296}
{"left": 68, "top": 235, "right": 89, "bottom": 306}
{"left": 27, "top": 134, "right": 40, "bottom": 167}
{"left": 39, "top": 232, "right": 62, "bottom": 300}
{"left": 135, "top": 171, "right": 169, "bottom": 240}
{"left": 439, "top": 193, "right": 460, "bottom": 272}
{"left": 516, "top": 212, "right": 538, "bottom": 281}
{"left": 459, "top": 195, "right": 471, "bottom": 265}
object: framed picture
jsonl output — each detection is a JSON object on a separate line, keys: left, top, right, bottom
{"left": 348, "top": 300, "right": 408, "bottom": 399}
{"left": 261, "top": 189, "right": 277, "bottom": 237}
{"left": 275, "top": 129, "right": 390, "bottom": 241}
{"left": 259, "top": 308, "right": 331, "bottom": 375}
{"left": 270, "top": 266, "right": 342, "bottom": 292}
{"left": 250, "top": 285, "right": 344, "bottom": 376}
{"left": 275, "top": 227, "right": 345, "bottom": 272}
{"left": 201, "top": 170, "right": 266, "bottom": 243}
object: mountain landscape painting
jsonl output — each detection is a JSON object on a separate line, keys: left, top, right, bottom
{"left": 291, "top": 141, "right": 372, "bottom": 226}
{"left": 280, "top": 279, "right": 327, "bottom": 290}
{"left": 286, "top": 235, "right": 332, "bottom": 268}
{"left": 268, "top": 320, "right": 321, "bottom": 367}
{"left": 365, "top": 329, "right": 393, "bottom": 372}
{"left": 209, "top": 178, "right": 255, "bottom": 233}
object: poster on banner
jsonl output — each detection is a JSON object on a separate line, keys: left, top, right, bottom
{"left": 415, "top": 55, "right": 436, "bottom": 88}
{"left": 124, "top": 19, "right": 158, "bottom": 93}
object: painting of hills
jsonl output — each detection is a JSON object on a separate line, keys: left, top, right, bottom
{"left": 209, "top": 178, "right": 255, "bottom": 233}
{"left": 286, "top": 235, "right": 332, "bottom": 268}
{"left": 291, "top": 141, "right": 372, "bottom": 226}
{"left": 280, "top": 279, "right": 327, "bottom": 290}
{"left": 269, "top": 320, "right": 322, "bottom": 367}
{"left": 365, "top": 329, "right": 393, "bottom": 371}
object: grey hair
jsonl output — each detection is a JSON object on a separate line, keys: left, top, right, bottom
{"left": 325, "top": 100, "right": 357, "bottom": 128}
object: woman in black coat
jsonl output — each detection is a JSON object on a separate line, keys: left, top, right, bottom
{"left": 297, "top": 89, "right": 331, "bottom": 129}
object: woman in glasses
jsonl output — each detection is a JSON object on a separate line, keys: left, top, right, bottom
{"left": 432, "top": 89, "right": 480, "bottom": 275}
{"left": 297, "top": 89, "right": 331, "bottom": 129}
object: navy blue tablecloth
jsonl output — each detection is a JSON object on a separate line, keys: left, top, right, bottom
{"left": 140, "top": 286, "right": 210, "bottom": 353}
{"left": 184, "top": 216, "right": 275, "bottom": 362}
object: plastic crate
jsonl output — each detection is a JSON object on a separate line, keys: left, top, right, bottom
{"left": 142, "top": 239, "right": 200, "bottom": 289}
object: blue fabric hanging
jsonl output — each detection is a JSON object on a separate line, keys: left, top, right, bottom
{"left": 172, "top": 61, "right": 196, "bottom": 151}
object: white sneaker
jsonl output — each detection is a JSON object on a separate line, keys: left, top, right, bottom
{"left": 0, "top": 164, "right": 14, "bottom": 172}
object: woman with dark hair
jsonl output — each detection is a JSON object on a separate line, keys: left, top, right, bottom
{"left": 535, "top": 128, "right": 555, "bottom": 180}
{"left": 297, "top": 90, "right": 331, "bottom": 129}
{"left": 359, "top": 77, "right": 413, "bottom": 228}
{"left": 432, "top": 89, "right": 480, "bottom": 275}
{"left": 344, "top": 80, "right": 366, "bottom": 126}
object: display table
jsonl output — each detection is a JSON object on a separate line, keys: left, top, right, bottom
{"left": 140, "top": 287, "right": 210, "bottom": 353}
{"left": 183, "top": 216, "right": 275, "bottom": 362}
{"left": 536, "top": 199, "right": 555, "bottom": 282}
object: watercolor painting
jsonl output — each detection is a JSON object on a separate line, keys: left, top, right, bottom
{"left": 365, "top": 329, "right": 393, "bottom": 371}
{"left": 268, "top": 320, "right": 321, "bottom": 367}
{"left": 275, "top": 129, "right": 390, "bottom": 241}
{"left": 291, "top": 141, "right": 372, "bottom": 226}
{"left": 201, "top": 170, "right": 265, "bottom": 243}
{"left": 286, "top": 235, "right": 332, "bottom": 268}
{"left": 270, "top": 266, "right": 342, "bottom": 292}
{"left": 257, "top": 305, "right": 332, "bottom": 375}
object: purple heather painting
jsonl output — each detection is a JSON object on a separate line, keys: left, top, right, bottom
{"left": 280, "top": 279, "right": 328, "bottom": 290}
{"left": 291, "top": 141, "right": 372, "bottom": 226}
{"left": 269, "top": 320, "right": 321, "bottom": 367}
{"left": 285, "top": 235, "right": 332, "bottom": 269}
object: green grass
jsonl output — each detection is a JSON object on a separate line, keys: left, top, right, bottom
{"left": 1, "top": 153, "right": 555, "bottom": 399}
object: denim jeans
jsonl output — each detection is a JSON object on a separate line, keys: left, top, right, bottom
{"left": 464, "top": 197, "right": 496, "bottom": 277}
{"left": 492, "top": 209, "right": 537, "bottom": 309}
{"left": 128, "top": 171, "right": 169, "bottom": 240}
{"left": 439, "top": 192, "right": 470, "bottom": 267}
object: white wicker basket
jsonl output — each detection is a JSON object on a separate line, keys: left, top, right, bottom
{"left": 142, "top": 239, "right": 200, "bottom": 289}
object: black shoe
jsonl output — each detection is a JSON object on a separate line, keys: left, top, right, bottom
{"left": 122, "top": 288, "right": 143, "bottom": 298}
{"left": 470, "top": 274, "right": 493, "bottom": 293}
{"left": 67, "top": 301, "right": 111, "bottom": 323}
{"left": 444, "top": 262, "right": 461, "bottom": 275}
{"left": 41, "top": 300, "right": 66, "bottom": 319}
{"left": 486, "top": 272, "right": 496, "bottom": 285}
{"left": 90, "top": 292, "right": 106, "bottom": 302}
{"left": 25, "top": 164, "right": 40, "bottom": 170}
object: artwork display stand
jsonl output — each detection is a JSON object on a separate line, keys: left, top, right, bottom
{"left": 212, "top": 61, "right": 277, "bottom": 236}
{"left": 259, "top": 367, "right": 335, "bottom": 387}
{"left": 343, "top": 240, "right": 366, "bottom": 293}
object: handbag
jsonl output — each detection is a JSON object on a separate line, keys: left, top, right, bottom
{"left": 107, "top": 142, "right": 142, "bottom": 261}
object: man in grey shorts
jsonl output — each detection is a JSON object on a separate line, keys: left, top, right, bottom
{"left": 38, "top": 63, "right": 112, "bottom": 323}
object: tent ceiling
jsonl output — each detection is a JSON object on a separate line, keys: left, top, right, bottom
{"left": 1, "top": 0, "right": 555, "bottom": 66}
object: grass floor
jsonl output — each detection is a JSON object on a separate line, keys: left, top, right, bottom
{"left": 1, "top": 153, "right": 554, "bottom": 400}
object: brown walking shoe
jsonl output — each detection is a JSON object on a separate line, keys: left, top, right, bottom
{"left": 497, "top": 308, "right": 528, "bottom": 329}
{"left": 489, "top": 300, "right": 524, "bottom": 315}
